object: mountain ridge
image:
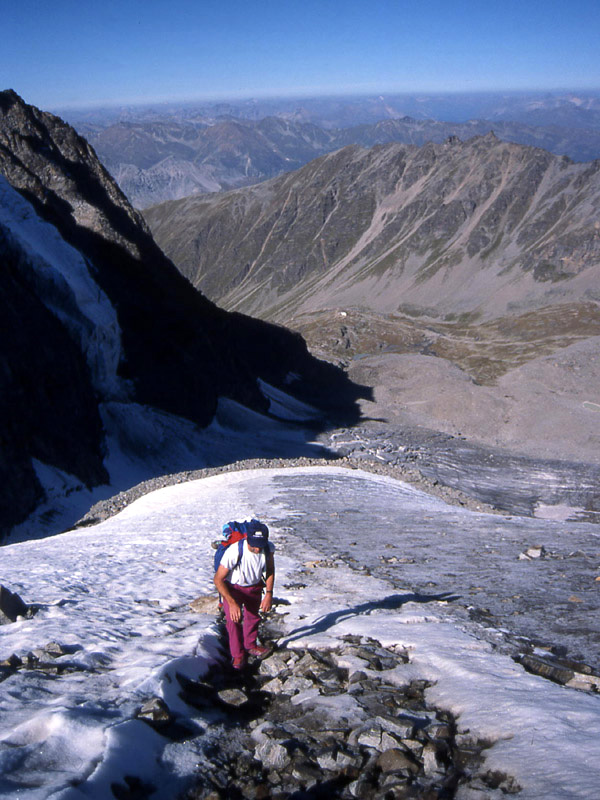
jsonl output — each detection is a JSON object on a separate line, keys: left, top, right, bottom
{"left": 85, "top": 113, "right": 600, "bottom": 208}
{"left": 0, "top": 90, "right": 363, "bottom": 539}
{"left": 145, "top": 135, "right": 600, "bottom": 464}
{"left": 145, "top": 135, "right": 600, "bottom": 323}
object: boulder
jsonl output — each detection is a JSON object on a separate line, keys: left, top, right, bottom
{"left": 0, "top": 585, "right": 28, "bottom": 623}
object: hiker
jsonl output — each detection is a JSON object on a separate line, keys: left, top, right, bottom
{"left": 214, "top": 521, "right": 275, "bottom": 669}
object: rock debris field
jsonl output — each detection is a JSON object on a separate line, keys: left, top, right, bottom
{"left": 179, "top": 629, "right": 509, "bottom": 800}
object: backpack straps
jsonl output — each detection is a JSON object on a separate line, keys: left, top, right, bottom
{"left": 234, "top": 538, "right": 245, "bottom": 570}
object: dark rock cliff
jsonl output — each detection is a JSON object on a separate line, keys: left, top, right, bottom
{"left": 0, "top": 90, "right": 365, "bottom": 539}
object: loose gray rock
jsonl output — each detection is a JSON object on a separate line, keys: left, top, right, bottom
{"left": 422, "top": 741, "right": 444, "bottom": 776}
{"left": 218, "top": 688, "right": 248, "bottom": 708}
{"left": 137, "top": 697, "right": 174, "bottom": 728}
{"left": 357, "top": 726, "right": 384, "bottom": 750}
{"left": 43, "top": 641, "right": 69, "bottom": 658}
{"left": 0, "top": 653, "right": 22, "bottom": 669}
{"left": 254, "top": 740, "right": 291, "bottom": 770}
{"left": 261, "top": 677, "right": 285, "bottom": 695}
{"left": 294, "top": 652, "right": 325, "bottom": 677}
{"left": 258, "top": 654, "right": 289, "bottom": 677}
{"left": 250, "top": 721, "right": 275, "bottom": 744}
{"left": 375, "top": 714, "right": 415, "bottom": 739}
{"left": 189, "top": 595, "right": 220, "bottom": 614}
{"left": 183, "top": 636, "right": 516, "bottom": 799}
{"left": 377, "top": 748, "right": 419, "bottom": 774}
{"left": 291, "top": 762, "right": 322, "bottom": 788}
{"left": 518, "top": 654, "right": 574, "bottom": 685}
{"left": 281, "top": 675, "right": 315, "bottom": 695}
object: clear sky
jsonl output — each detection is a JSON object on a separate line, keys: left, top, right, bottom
{"left": 2, "top": 0, "right": 600, "bottom": 110}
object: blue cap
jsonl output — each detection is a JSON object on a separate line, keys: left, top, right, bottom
{"left": 247, "top": 521, "right": 269, "bottom": 548}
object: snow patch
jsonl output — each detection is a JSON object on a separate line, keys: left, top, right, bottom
{"left": 257, "top": 378, "right": 321, "bottom": 421}
{"left": 0, "top": 176, "right": 125, "bottom": 399}
{"left": 534, "top": 502, "right": 586, "bottom": 521}
{"left": 2, "top": 468, "right": 600, "bottom": 798}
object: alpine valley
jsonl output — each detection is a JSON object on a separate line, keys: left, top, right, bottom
{"left": 145, "top": 135, "right": 600, "bottom": 466}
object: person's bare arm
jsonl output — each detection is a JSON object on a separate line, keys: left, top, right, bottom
{"left": 260, "top": 552, "right": 275, "bottom": 613}
{"left": 214, "top": 565, "right": 241, "bottom": 622}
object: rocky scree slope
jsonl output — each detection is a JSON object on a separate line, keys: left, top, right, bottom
{"left": 0, "top": 90, "right": 363, "bottom": 539}
{"left": 145, "top": 136, "right": 600, "bottom": 325}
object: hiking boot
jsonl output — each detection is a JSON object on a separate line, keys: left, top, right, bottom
{"left": 247, "top": 645, "right": 272, "bottom": 659}
{"left": 232, "top": 654, "right": 247, "bottom": 670}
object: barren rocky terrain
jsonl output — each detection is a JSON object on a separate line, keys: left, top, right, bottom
{"left": 145, "top": 136, "right": 600, "bottom": 467}
{"left": 145, "top": 137, "right": 600, "bottom": 323}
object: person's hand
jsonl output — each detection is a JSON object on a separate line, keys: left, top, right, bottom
{"left": 260, "top": 592, "right": 273, "bottom": 613}
{"left": 228, "top": 600, "right": 242, "bottom": 623}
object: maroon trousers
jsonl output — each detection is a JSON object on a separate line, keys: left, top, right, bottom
{"left": 222, "top": 582, "right": 263, "bottom": 660}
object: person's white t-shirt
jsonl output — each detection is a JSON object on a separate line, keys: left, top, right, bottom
{"left": 219, "top": 540, "right": 275, "bottom": 587}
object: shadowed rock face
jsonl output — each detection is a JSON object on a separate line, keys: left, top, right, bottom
{"left": 0, "top": 90, "right": 366, "bottom": 538}
{"left": 0, "top": 227, "right": 109, "bottom": 531}
{"left": 145, "top": 136, "right": 600, "bottom": 323}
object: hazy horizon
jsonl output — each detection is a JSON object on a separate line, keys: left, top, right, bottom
{"left": 43, "top": 86, "right": 600, "bottom": 115}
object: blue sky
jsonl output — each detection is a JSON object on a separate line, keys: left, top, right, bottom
{"left": 2, "top": 0, "right": 600, "bottom": 109}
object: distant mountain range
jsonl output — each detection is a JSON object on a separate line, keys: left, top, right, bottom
{"left": 85, "top": 117, "right": 333, "bottom": 207}
{"left": 0, "top": 90, "right": 361, "bottom": 539}
{"left": 83, "top": 114, "right": 600, "bottom": 208}
{"left": 58, "top": 91, "right": 600, "bottom": 209}
{"left": 63, "top": 90, "right": 600, "bottom": 131}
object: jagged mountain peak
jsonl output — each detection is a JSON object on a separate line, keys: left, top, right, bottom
{"left": 0, "top": 89, "right": 151, "bottom": 260}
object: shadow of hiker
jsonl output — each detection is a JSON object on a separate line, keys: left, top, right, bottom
{"left": 282, "top": 591, "right": 460, "bottom": 644}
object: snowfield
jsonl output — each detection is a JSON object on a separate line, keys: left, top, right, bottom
{"left": 1, "top": 467, "right": 600, "bottom": 798}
